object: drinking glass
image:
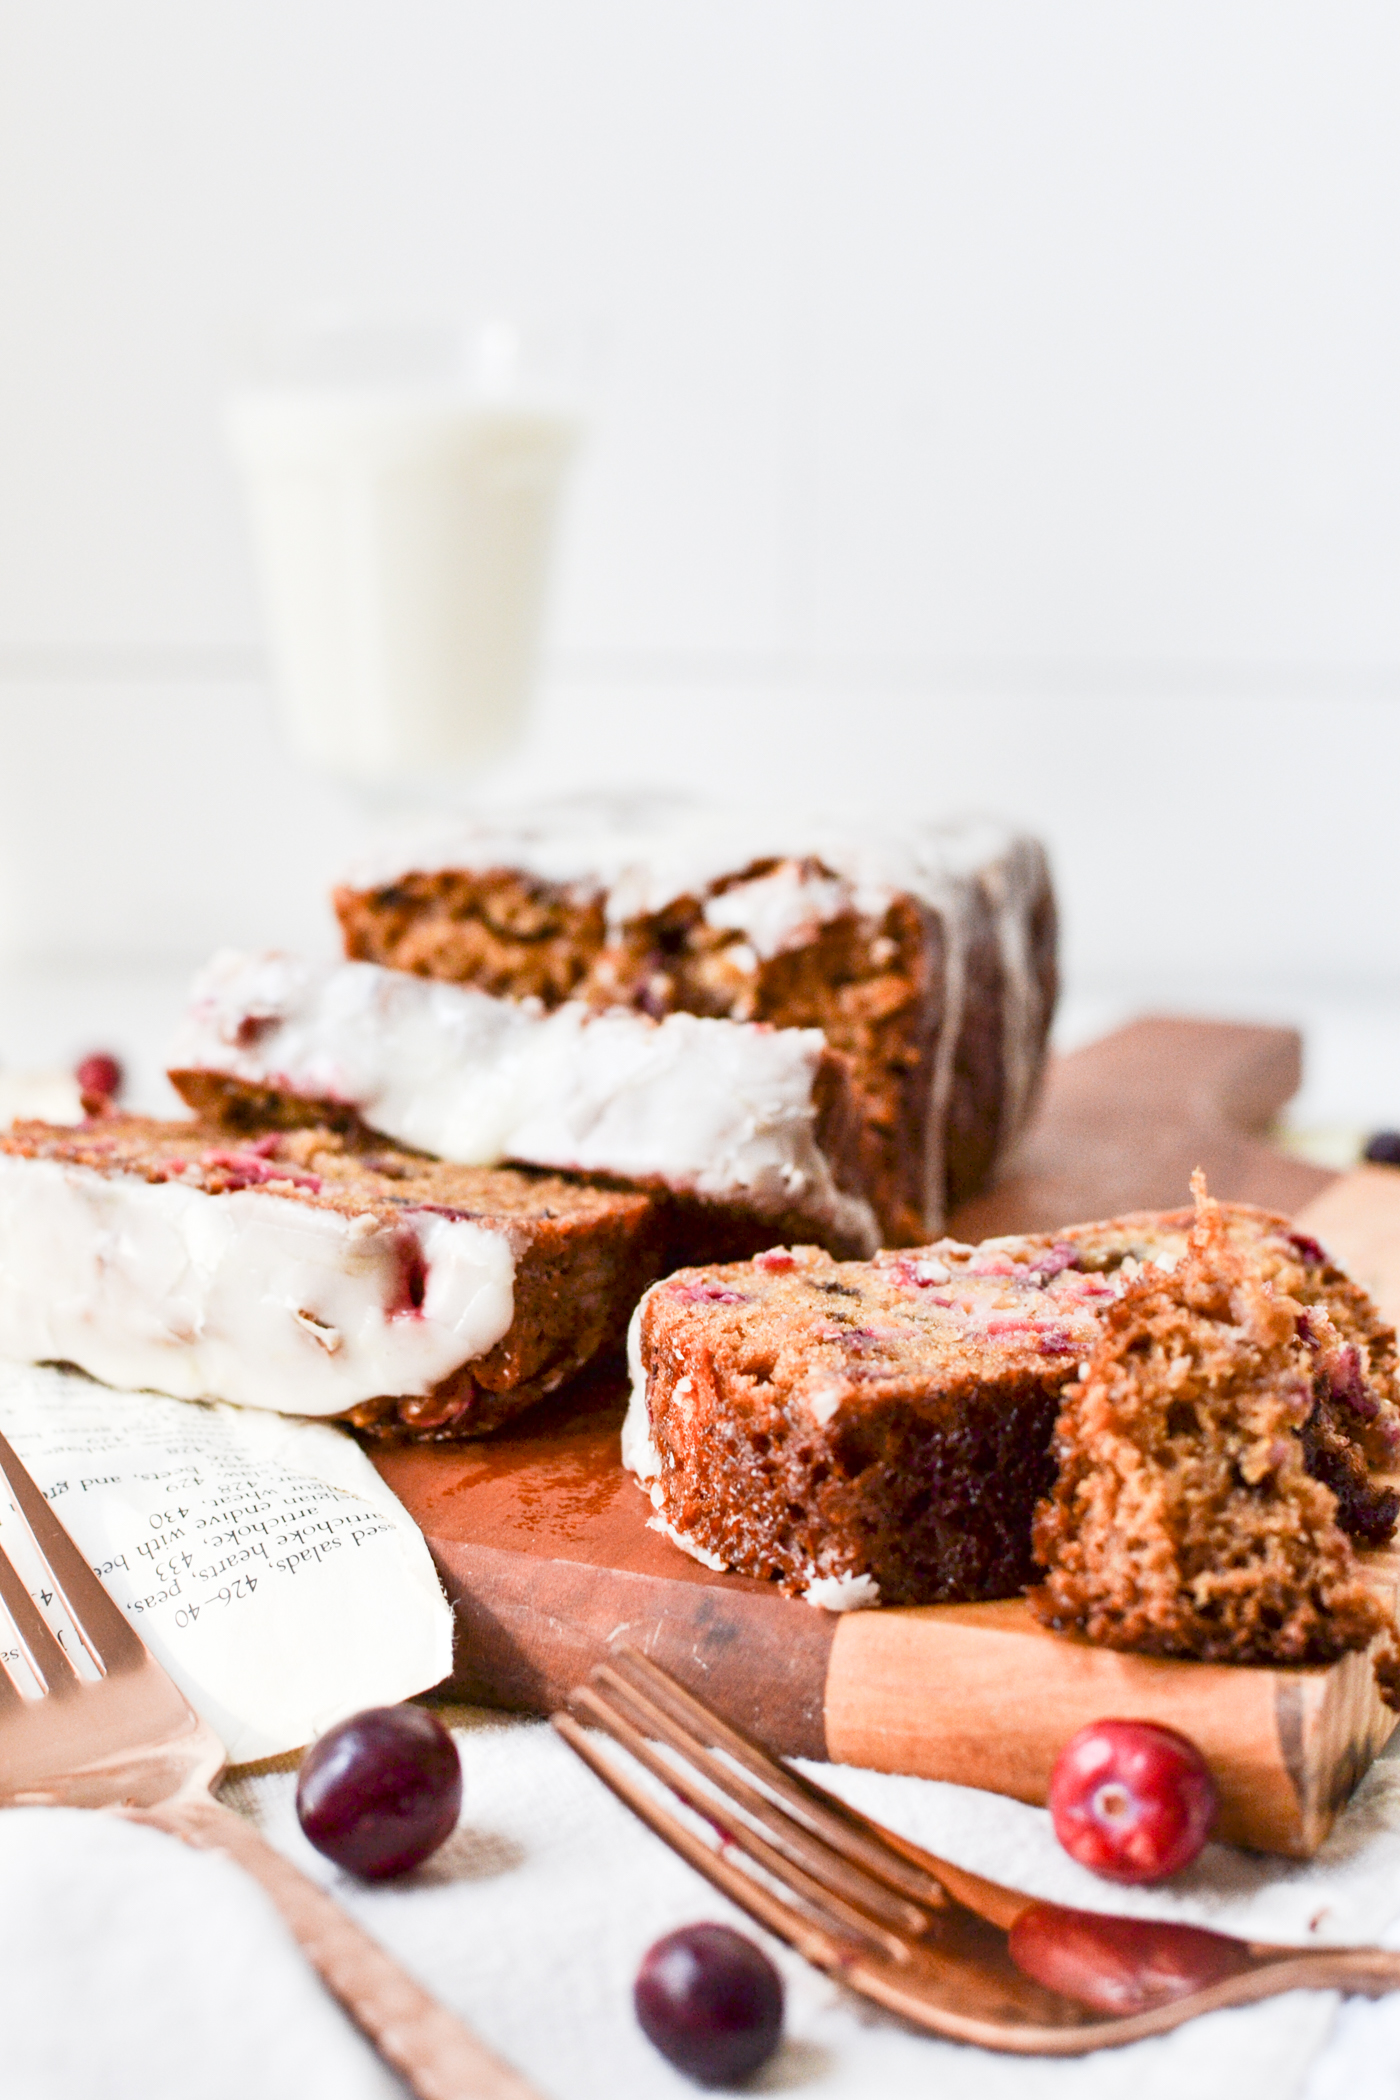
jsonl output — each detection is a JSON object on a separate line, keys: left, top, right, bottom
{"left": 227, "top": 313, "right": 583, "bottom": 793}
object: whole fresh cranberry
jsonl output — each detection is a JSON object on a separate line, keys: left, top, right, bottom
{"left": 75, "top": 1051, "right": 123, "bottom": 1101}
{"left": 296, "top": 1704, "right": 461, "bottom": 1880}
{"left": 634, "top": 1923, "right": 783, "bottom": 2085}
{"left": 1364, "top": 1131, "right": 1400, "bottom": 1168}
{"left": 1048, "top": 1719, "right": 1216, "bottom": 1884}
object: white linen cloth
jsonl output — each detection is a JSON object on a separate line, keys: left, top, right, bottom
{"left": 6, "top": 1705, "right": 1400, "bottom": 2100}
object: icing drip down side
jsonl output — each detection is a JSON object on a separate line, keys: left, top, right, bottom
{"left": 988, "top": 835, "right": 1054, "bottom": 1162}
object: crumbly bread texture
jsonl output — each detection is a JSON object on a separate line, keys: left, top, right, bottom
{"left": 1054, "top": 1202, "right": 1400, "bottom": 1548}
{"left": 629, "top": 1196, "right": 1400, "bottom": 1612}
{"left": 0, "top": 1117, "right": 662, "bottom": 1439}
{"left": 1030, "top": 1182, "right": 1400, "bottom": 1686}
{"left": 332, "top": 804, "right": 1058, "bottom": 1243}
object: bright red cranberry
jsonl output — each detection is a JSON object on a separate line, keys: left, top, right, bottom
{"left": 634, "top": 1924, "right": 783, "bottom": 2085}
{"left": 1008, "top": 1901, "right": 1253, "bottom": 2014}
{"left": 75, "top": 1052, "right": 123, "bottom": 1100}
{"left": 296, "top": 1705, "right": 461, "bottom": 1880}
{"left": 1048, "top": 1720, "right": 1216, "bottom": 1884}
{"left": 1365, "top": 1131, "right": 1400, "bottom": 1168}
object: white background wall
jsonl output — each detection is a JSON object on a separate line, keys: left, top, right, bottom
{"left": 0, "top": 4, "right": 1397, "bottom": 1093}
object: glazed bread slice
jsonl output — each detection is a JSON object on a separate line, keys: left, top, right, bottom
{"left": 167, "top": 949, "right": 878, "bottom": 1259}
{"left": 625, "top": 1201, "right": 1400, "bottom": 1610}
{"left": 0, "top": 1118, "right": 662, "bottom": 1438}
{"left": 626, "top": 1240, "right": 1113, "bottom": 1610}
{"left": 331, "top": 796, "right": 1059, "bottom": 1243}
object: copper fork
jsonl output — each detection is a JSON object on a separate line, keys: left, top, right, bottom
{"left": 553, "top": 1645, "right": 1400, "bottom": 2056}
{"left": 0, "top": 1427, "right": 540, "bottom": 2100}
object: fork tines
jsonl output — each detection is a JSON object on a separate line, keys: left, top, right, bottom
{"left": 0, "top": 1428, "right": 141, "bottom": 1707}
{"left": 552, "top": 1645, "right": 972, "bottom": 1973}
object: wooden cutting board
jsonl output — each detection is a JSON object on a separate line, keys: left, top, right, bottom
{"left": 371, "top": 1018, "right": 1400, "bottom": 1859}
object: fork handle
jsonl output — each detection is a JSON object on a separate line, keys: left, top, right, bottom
{"left": 124, "top": 1794, "right": 543, "bottom": 2100}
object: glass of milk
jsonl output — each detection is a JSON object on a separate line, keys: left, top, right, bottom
{"left": 227, "top": 314, "right": 582, "bottom": 791}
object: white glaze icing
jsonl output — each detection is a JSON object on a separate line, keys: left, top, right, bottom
{"left": 172, "top": 951, "right": 878, "bottom": 1250}
{"left": 916, "top": 832, "right": 1053, "bottom": 1236}
{"left": 701, "top": 863, "right": 856, "bottom": 961}
{"left": 919, "top": 868, "right": 969, "bottom": 1239}
{"left": 343, "top": 795, "right": 1028, "bottom": 929}
{"left": 621, "top": 1286, "right": 662, "bottom": 1483}
{"left": 622, "top": 1287, "right": 739, "bottom": 1576}
{"left": 802, "top": 1571, "right": 881, "bottom": 1612}
{"left": 0, "top": 1155, "right": 515, "bottom": 1417}
{"left": 985, "top": 834, "right": 1053, "bottom": 1160}
{"left": 645, "top": 1510, "right": 729, "bottom": 1571}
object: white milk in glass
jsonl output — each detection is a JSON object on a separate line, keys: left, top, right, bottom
{"left": 229, "top": 386, "right": 579, "bottom": 784}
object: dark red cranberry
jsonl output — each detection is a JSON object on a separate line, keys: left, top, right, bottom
{"left": 234, "top": 1012, "right": 280, "bottom": 1047}
{"left": 1287, "top": 1231, "right": 1329, "bottom": 1267}
{"left": 1049, "top": 1720, "right": 1216, "bottom": 1884}
{"left": 1328, "top": 1343, "right": 1377, "bottom": 1419}
{"left": 75, "top": 1052, "right": 123, "bottom": 1100}
{"left": 1008, "top": 1901, "right": 1253, "bottom": 2014}
{"left": 388, "top": 1243, "right": 429, "bottom": 1317}
{"left": 296, "top": 1705, "right": 461, "bottom": 1880}
{"left": 1037, "top": 1326, "right": 1077, "bottom": 1356}
{"left": 201, "top": 1147, "right": 322, "bottom": 1194}
{"left": 1364, "top": 1131, "right": 1400, "bottom": 1168}
{"left": 634, "top": 1924, "right": 783, "bottom": 2085}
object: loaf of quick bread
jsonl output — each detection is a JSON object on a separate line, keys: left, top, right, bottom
{"left": 331, "top": 796, "right": 1059, "bottom": 1244}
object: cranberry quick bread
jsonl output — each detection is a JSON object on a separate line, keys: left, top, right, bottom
{"left": 331, "top": 799, "right": 1058, "bottom": 1243}
{"left": 0, "top": 1119, "right": 660, "bottom": 1438}
{"left": 625, "top": 1199, "right": 1400, "bottom": 1613}
{"left": 168, "top": 949, "right": 877, "bottom": 1259}
{"left": 1031, "top": 1182, "right": 1400, "bottom": 1681}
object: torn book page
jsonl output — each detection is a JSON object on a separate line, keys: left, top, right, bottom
{"left": 0, "top": 1360, "right": 454, "bottom": 1764}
